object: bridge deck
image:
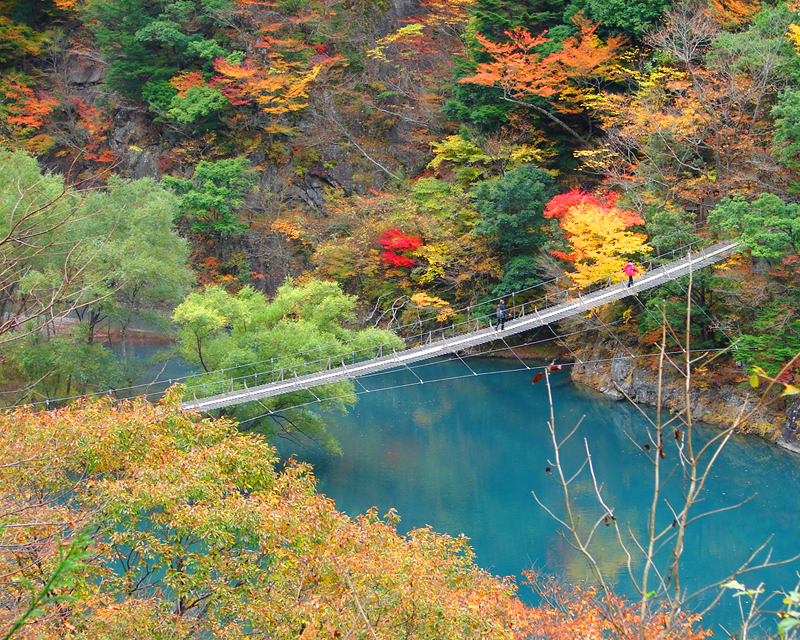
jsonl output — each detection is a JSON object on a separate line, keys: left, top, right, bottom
{"left": 181, "top": 241, "right": 739, "bottom": 412}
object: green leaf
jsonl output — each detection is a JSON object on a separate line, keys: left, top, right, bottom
{"left": 722, "top": 579, "right": 747, "bottom": 591}
{"left": 778, "top": 616, "right": 799, "bottom": 638}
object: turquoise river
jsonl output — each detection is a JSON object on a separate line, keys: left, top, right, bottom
{"left": 273, "top": 357, "right": 800, "bottom": 633}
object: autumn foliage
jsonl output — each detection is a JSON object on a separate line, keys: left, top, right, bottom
{"left": 459, "top": 17, "right": 625, "bottom": 117}
{"left": 212, "top": 56, "right": 323, "bottom": 115}
{"left": 0, "top": 396, "right": 525, "bottom": 638}
{"left": 544, "top": 189, "right": 652, "bottom": 286}
{"left": 515, "top": 570, "right": 712, "bottom": 640}
{"left": 379, "top": 227, "right": 423, "bottom": 268}
{"left": 3, "top": 82, "right": 58, "bottom": 129}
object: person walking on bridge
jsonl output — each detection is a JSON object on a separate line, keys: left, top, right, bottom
{"left": 622, "top": 261, "right": 639, "bottom": 288}
{"left": 495, "top": 299, "right": 507, "bottom": 331}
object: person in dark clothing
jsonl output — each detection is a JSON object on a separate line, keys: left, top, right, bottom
{"left": 495, "top": 299, "right": 507, "bottom": 331}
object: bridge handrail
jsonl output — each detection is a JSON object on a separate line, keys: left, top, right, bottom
{"left": 180, "top": 225, "right": 714, "bottom": 389}
{"left": 182, "top": 237, "right": 735, "bottom": 399}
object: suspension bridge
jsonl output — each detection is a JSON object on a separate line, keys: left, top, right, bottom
{"left": 180, "top": 239, "right": 740, "bottom": 413}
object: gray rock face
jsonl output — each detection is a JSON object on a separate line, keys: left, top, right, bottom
{"left": 288, "top": 173, "right": 332, "bottom": 212}
{"left": 571, "top": 337, "right": 784, "bottom": 443}
{"left": 106, "top": 109, "right": 162, "bottom": 180}
{"left": 781, "top": 399, "right": 800, "bottom": 454}
{"left": 66, "top": 53, "right": 106, "bottom": 87}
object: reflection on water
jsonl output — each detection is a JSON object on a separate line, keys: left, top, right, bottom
{"left": 113, "top": 342, "right": 195, "bottom": 392}
{"left": 275, "top": 357, "right": 800, "bottom": 630}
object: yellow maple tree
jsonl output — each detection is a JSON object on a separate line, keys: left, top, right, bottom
{"left": 545, "top": 190, "right": 652, "bottom": 287}
{"left": 410, "top": 291, "right": 455, "bottom": 321}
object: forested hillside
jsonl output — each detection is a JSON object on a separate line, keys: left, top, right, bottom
{"left": 4, "top": 0, "right": 800, "bottom": 417}
{"left": 3, "top": 0, "right": 800, "bottom": 635}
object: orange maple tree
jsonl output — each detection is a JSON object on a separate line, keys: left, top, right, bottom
{"left": 212, "top": 0, "right": 346, "bottom": 121}
{"left": 212, "top": 56, "right": 323, "bottom": 115}
{"left": 3, "top": 82, "right": 58, "bottom": 130}
{"left": 458, "top": 16, "right": 626, "bottom": 143}
{"left": 70, "top": 97, "right": 117, "bottom": 163}
{"left": 2, "top": 81, "right": 59, "bottom": 154}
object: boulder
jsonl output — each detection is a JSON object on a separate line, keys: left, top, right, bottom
{"left": 66, "top": 52, "right": 106, "bottom": 87}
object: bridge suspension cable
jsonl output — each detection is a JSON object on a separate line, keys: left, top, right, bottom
{"left": 181, "top": 240, "right": 739, "bottom": 412}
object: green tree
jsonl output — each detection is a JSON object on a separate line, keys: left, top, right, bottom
{"left": 84, "top": 0, "right": 235, "bottom": 104}
{"left": 0, "top": 151, "right": 121, "bottom": 346}
{"left": 0, "top": 153, "right": 192, "bottom": 401}
{"left": 645, "top": 204, "right": 700, "bottom": 255}
{"left": 166, "top": 82, "right": 228, "bottom": 124}
{"left": 163, "top": 157, "right": 257, "bottom": 237}
{"left": 173, "top": 279, "right": 403, "bottom": 450}
{"left": 736, "top": 305, "right": 800, "bottom": 376}
{"left": 772, "top": 87, "right": 800, "bottom": 171}
{"left": 69, "top": 177, "right": 194, "bottom": 345}
{"left": 568, "top": 0, "right": 669, "bottom": 38}
{"left": 492, "top": 255, "right": 542, "bottom": 296}
{"left": 472, "top": 164, "right": 556, "bottom": 261}
{"left": 3, "top": 327, "right": 124, "bottom": 402}
{"left": 708, "top": 193, "right": 800, "bottom": 259}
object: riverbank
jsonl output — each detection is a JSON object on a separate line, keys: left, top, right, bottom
{"left": 567, "top": 337, "right": 800, "bottom": 453}
{"left": 481, "top": 332, "right": 800, "bottom": 453}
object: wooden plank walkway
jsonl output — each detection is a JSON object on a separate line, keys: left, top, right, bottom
{"left": 181, "top": 241, "right": 739, "bottom": 412}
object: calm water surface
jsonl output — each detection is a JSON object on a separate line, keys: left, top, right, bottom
{"left": 276, "top": 358, "right": 800, "bottom": 630}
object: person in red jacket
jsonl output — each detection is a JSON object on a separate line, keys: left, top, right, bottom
{"left": 622, "top": 261, "right": 640, "bottom": 288}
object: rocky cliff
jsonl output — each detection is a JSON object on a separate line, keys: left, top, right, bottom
{"left": 570, "top": 337, "right": 791, "bottom": 447}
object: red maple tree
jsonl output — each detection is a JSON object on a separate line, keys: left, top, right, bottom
{"left": 378, "top": 228, "right": 422, "bottom": 268}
